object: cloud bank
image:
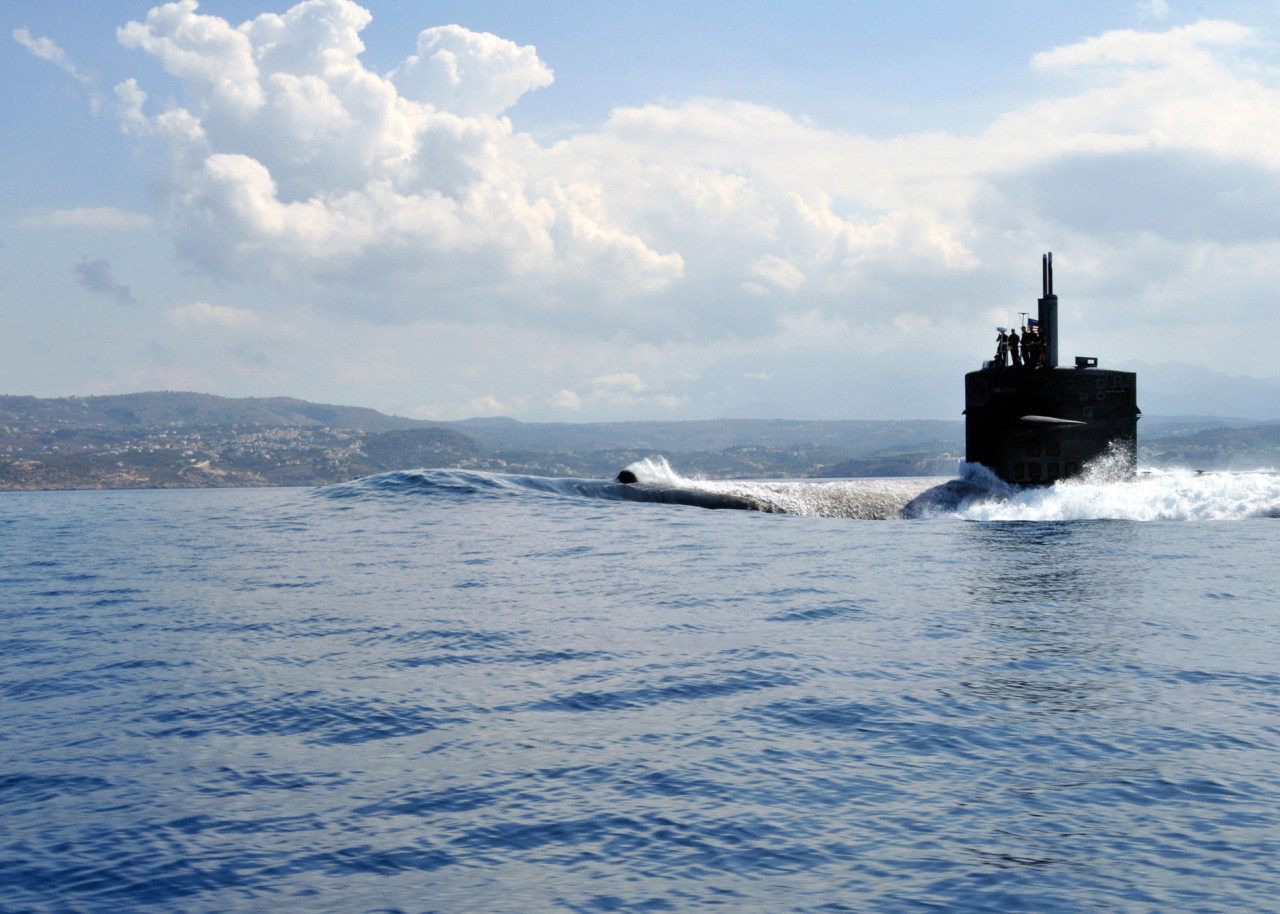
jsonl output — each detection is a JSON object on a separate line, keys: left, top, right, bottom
{"left": 102, "top": 4, "right": 1280, "bottom": 346}
{"left": 16, "top": 2, "right": 1280, "bottom": 419}
{"left": 111, "top": 0, "right": 681, "bottom": 328}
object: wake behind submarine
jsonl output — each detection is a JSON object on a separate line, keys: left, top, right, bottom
{"left": 617, "top": 253, "right": 1138, "bottom": 497}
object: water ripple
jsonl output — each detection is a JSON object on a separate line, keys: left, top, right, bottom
{"left": 3, "top": 486, "right": 1280, "bottom": 913}
{"left": 144, "top": 692, "right": 469, "bottom": 745}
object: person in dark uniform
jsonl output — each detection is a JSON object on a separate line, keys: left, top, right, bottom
{"left": 1007, "top": 328, "right": 1021, "bottom": 368}
{"left": 1023, "top": 326, "right": 1040, "bottom": 367}
{"left": 994, "top": 328, "right": 1008, "bottom": 367}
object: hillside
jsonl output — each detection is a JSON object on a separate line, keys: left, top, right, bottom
{"left": 0, "top": 392, "right": 431, "bottom": 433}
{"left": 1, "top": 392, "right": 1277, "bottom": 490}
{"left": 1142, "top": 421, "right": 1280, "bottom": 470}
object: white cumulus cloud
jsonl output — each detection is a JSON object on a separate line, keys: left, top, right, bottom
{"left": 390, "top": 24, "right": 554, "bottom": 117}
{"left": 110, "top": 0, "right": 679, "bottom": 327}
{"left": 27, "top": 3, "right": 1280, "bottom": 377}
{"left": 547, "top": 372, "right": 686, "bottom": 412}
{"left": 746, "top": 255, "right": 806, "bottom": 294}
{"left": 169, "top": 301, "right": 263, "bottom": 329}
{"left": 466, "top": 395, "right": 512, "bottom": 416}
{"left": 549, "top": 389, "right": 582, "bottom": 411}
{"left": 1032, "top": 19, "right": 1254, "bottom": 72}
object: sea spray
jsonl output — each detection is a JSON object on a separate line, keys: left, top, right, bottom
{"left": 620, "top": 456, "right": 945, "bottom": 519}
{"left": 957, "top": 466, "right": 1280, "bottom": 522}
{"left": 616, "top": 454, "right": 1280, "bottom": 521}
{"left": 324, "top": 455, "right": 1280, "bottom": 522}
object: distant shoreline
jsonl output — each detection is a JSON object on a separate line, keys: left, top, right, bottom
{"left": 2, "top": 391, "right": 1276, "bottom": 490}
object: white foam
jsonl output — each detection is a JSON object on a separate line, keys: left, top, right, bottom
{"left": 619, "top": 456, "right": 941, "bottom": 518}
{"left": 623, "top": 456, "right": 686, "bottom": 487}
{"left": 957, "top": 467, "right": 1280, "bottom": 522}
{"left": 620, "top": 455, "right": 1280, "bottom": 522}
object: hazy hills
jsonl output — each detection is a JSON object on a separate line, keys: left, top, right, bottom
{"left": 0, "top": 392, "right": 432, "bottom": 434}
{"left": 1118, "top": 361, "right": 1280, "bottom": 420}
{"left": 0, "top": 391, "right": 1277, "bottom": 490}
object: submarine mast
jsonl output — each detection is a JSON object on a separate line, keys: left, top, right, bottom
{"left": 1039, "top": 252, "right": 1058, "bottom": 369}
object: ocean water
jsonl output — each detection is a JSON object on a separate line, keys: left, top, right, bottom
{"left": 4, "top": 464, "right": 1280, "bottom": 913}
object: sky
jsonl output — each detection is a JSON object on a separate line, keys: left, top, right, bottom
{"left": 4, "top": 0, "right": 1280, "bottom": 422}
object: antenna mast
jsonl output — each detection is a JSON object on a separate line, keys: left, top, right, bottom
{"left": 1038, "top": 252, "right": 1059, "bottom": 368}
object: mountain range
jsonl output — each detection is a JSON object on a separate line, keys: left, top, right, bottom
{"left": 1, "top": 390, "right": 1277, "bottom": 490}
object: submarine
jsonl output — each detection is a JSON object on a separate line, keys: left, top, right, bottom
{"left": 964, "top": 253, "right": 1138, "bottom": 485}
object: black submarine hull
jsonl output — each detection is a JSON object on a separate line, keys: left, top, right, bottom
{"left": 964, "top": 253, "right": 1139, "bottom": 486}
{"left": 965, "top": 364, "right": 1137, "bottom": 485}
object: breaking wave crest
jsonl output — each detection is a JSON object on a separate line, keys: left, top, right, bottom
{"left": 622, "top": 454, "right": 1280, "bottom": 522}
{"left": 317, "top": 454, "right": 1280, "bottom": 522}
{"left": 955, "top": 465, "right": 1280, "bottom": 522}
{"left": 617, "top": 456, "right": 944, "bottom": 518}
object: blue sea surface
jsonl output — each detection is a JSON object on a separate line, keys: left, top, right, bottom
{"left": 3, "top": 468, "right": 1280, "bottom": 912}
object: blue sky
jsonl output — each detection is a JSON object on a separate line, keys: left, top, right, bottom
{"left": 4, "top": 1, "right": 1280, "bottom": 421}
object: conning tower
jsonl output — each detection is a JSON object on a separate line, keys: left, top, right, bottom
{"left": 963, "top": 253, "right": 1139, "bottom": 485}
{"left": 1039, "top": 251, "right": 1058, "bottom": 368}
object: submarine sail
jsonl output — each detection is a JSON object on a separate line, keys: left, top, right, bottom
{"left": 964, "top": 253, "right": 1139, "bottom": 485}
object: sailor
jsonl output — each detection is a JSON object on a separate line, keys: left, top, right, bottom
{"left": 994, "top": 328, "right": 1009, "bottom": 367}
{"left": 1007, "top": 328, "right": 1021, "bottom": 368}
{"left": 1026, "top": 326, "right": 1044, "bottom": 368}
